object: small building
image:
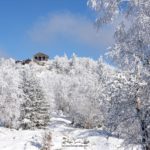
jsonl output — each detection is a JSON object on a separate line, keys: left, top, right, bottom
{"left": 15, "top": 59, "right": 31, "bottom": 65}
{"left": 33, "top": 52, "right": 49, "bottom": 61}
{"left": 22, "top": 59, "right": 32, "bottom": 65}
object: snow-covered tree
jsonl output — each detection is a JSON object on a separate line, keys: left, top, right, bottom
{"left": 0, "top": 59, "right": 22, "bottom": 128}
{"left": 52, "top": 56, "right": 109, "bottom": 128}
{"left": 20, "top": 66, "right": 50, "bottom": 129}
{"left": 88, "top": 0, "right": 150, "bottom": 149}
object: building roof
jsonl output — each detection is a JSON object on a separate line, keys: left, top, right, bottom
{"left": 33, "top": 52, "right": 49, "bottom": 58}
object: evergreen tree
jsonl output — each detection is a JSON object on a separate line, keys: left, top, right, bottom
{"left": 20, "top": 67, "right": 50, "bottom": 129}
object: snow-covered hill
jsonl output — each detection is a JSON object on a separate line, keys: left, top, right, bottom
{"left": 0, "top": 114, "right": 140, "bottom": 150}
{"left": 0, "top": 57, "right": 142, "bottom": 149}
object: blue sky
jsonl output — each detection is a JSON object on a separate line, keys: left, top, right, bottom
{"left": 0, "top": 0, "right": 114, "bottom": 60}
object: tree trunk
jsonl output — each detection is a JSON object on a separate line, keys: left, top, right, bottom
{"left": 136, "top": 102, "right": 150, "bottom": 150}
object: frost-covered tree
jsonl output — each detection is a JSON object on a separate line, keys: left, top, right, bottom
{"left": 20, "top": 66, "right": 50, "bottom": 129}
{"left": 0, "top": 58, "right": 22, "bottom": 128}
{"left": 88, "top": 0, "right": 150, "bottom": 149}
{"left": 69, "top": 75, "right": 103, "bottom": 128}
{"left": 52, "top": 56, "right": 108, "bottom": 128}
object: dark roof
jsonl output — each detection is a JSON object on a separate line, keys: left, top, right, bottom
{"left": 33, "top": 52, "right": 49, "bottom": 58}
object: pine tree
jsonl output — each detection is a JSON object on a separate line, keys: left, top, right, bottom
{"left": 20, "top": 67, "right": 50, "bottom": 129}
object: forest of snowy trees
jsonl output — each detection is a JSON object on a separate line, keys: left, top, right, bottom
{"left": 0, "top": 56, "right": 134, "bottom": 129}
{"left": 0, "top": 56, "right": 140, "bottom": 140}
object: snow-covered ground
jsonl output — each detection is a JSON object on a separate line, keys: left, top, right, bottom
{"left": 0, "top": 115, "right": 140, "bottom": 150}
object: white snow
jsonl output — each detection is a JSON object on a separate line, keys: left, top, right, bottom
{"left": 0, "top": 115, "right": 140, "bottom": 150}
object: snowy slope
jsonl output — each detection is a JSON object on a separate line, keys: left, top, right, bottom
{"left": 0, "top": 115, "right": 140, "bottom": 150}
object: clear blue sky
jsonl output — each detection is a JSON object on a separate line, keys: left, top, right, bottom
{"left": 0, "top": 0, "right": 114, "bottom": 60}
